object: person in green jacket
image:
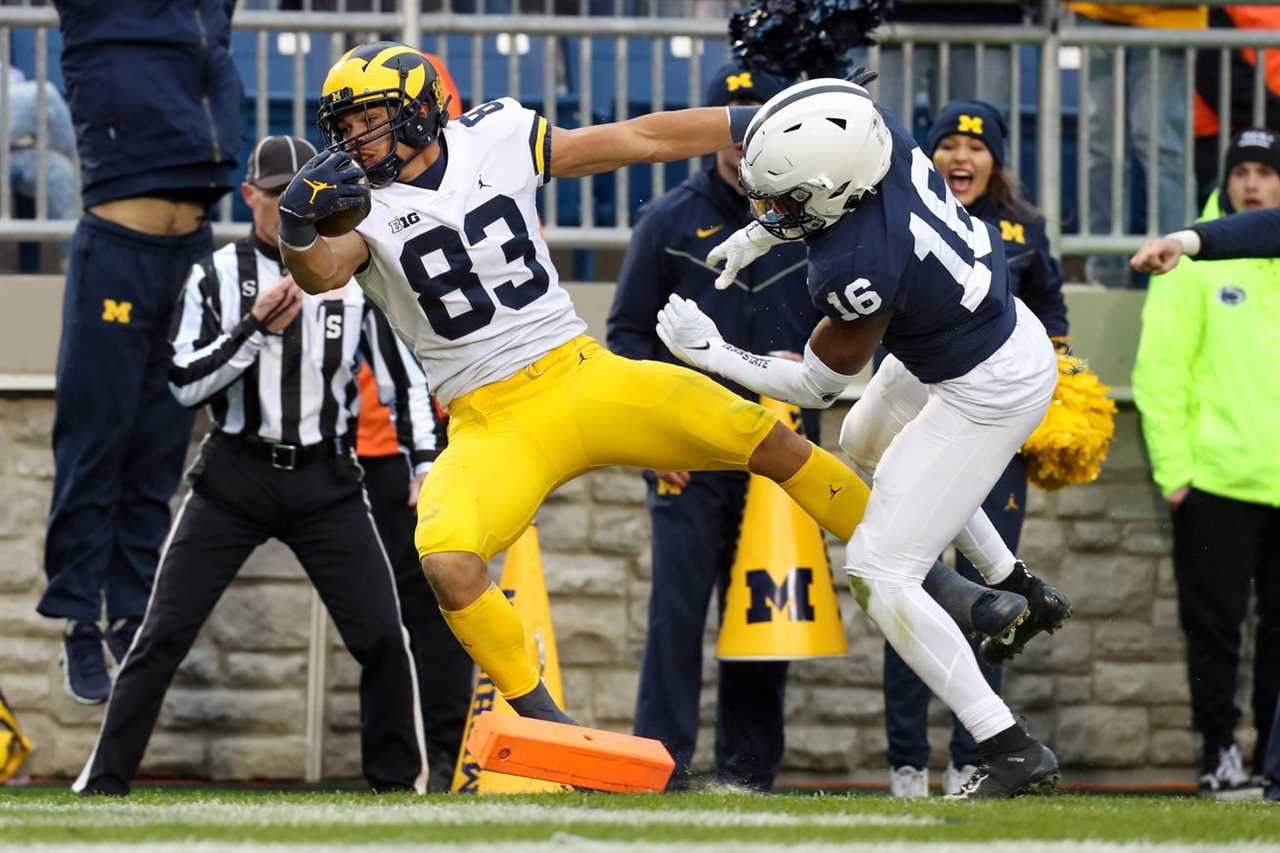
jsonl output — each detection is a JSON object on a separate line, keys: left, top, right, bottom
{"left": 1133, "top": 127, "right": 1280, "bottom": 798}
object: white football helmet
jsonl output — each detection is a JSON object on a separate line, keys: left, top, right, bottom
{"left": 738, "top": 78, "right": 894, "bottom": 239}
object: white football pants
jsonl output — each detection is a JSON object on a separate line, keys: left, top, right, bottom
{"left": 840, "top": 299, "right": 1056, "bottom": 741}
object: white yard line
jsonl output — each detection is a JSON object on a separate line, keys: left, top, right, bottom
{"left": 2, "top": 842, "right": 1278, "bottom": 853}
{"left": 0, "top": 800, "right": 935, "bottom": 829}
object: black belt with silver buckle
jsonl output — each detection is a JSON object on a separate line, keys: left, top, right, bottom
{"left": 218, "top": 432, "right": 347, "bottom": 471}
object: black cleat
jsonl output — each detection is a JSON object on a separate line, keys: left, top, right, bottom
{"left": 78, "top": 775, "right": 130, "bottom": 797}
{"left": 948, "top": 729, "right": 1060, "bottom": 799}
{"left": 508, "top": 680, "right": 578, "bottom": 725}
{"left": 922, "top": 561, "right": 1027, "bottom": 642}
{"left": 971, "top": 590, "right": 1030, "bottom": 645}
{"left": 979, "top": 561, "right": 1072, "bottom": 665}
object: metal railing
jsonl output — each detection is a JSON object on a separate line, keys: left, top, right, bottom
{"left": 1, "top": 1, "right": 1279, "bottom": 261}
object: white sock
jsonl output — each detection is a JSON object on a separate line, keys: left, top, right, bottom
{"left": 849, "top": 571, "right": 1015, "bottom": 742}
{"left": 952, "top": 510, "right": 1016, "bottom": 585}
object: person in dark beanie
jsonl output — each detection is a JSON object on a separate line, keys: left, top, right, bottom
{"left": 1133, "top": 126, "right": 1280, "bottom": 798}
{"left": 884, "top": 99, "right": 1068, "bottom": 798}
{"left": 608, "top": 63, "right": 819, "bottom": 792}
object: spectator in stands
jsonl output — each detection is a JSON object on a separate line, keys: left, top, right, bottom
{"left": 1132, "top": 126, "right": 1280, "bottom": 798}
{"left": 1192, "top": 6, "right": 1280, "bottom": 205}
{"left": 857, "top": 0, "right": 1022, "bottom": 134}
{"left": 6, "top": 66, "right": 78, "bottom": 230}
{"left": 885, "top": 100, "right": 1068, "bottom": 798}
{"left": 354, "top": 53, "right": 473, "bottom": 794}
{"left": 74, "top": 134, "right": 436, "bottom": 796}
{"left": 38, "top": 0, "right": 244, "bottom": 704}
{"left": 1071, "top": 2, "right": 1206, "bottom": 288}
{"left": 607, "top": 64, "right": 815, "bottom": 792}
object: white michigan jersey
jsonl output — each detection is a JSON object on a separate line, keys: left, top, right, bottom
{"left": 354, "top": 97, "right": 586, "bottom": 404}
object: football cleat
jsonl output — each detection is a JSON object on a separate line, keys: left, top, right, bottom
{"left": 971, "top": 590, "right": 1030, "bottom": 646}
{"left": 979, "top": 561, "right": 1072, "bottom": 664}
{"left": 948, "top": 731, "right": 1060, "bottom": 799}
{"left": 922, "top": 561, "right": 1027, "bottom": 643}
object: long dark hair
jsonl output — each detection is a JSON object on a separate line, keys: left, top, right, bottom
{"left": 985, "top": 166, "right": 1040, "bottom": 222}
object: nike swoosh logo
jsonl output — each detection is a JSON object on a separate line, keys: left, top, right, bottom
{"left": 695, "top": 225, "right": 723, "bottom": 239}
{"left": 689, "top": 343, "right": 711, "bottom": 350}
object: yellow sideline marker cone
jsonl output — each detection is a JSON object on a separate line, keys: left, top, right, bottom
{"left": 451, "top": 524, "right": 569, "bottom": 793}
{"left": 717, "top": 396, "right": 848, "bottom": 661}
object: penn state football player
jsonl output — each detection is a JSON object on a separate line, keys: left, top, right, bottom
{"left": 658, "top": 78, "right": 1068, "bottom": 797}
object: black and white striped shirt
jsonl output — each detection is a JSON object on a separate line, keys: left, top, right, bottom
{"left": 168, "top": 236, "right": 440, "bottom": 470}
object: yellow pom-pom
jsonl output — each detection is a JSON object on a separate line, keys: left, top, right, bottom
{"left": 1021, "top": 353, "right": 1118, "bottom": 490}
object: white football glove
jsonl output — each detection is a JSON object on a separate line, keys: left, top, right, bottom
{"left": 706, "top": 221, "right": 787, "bottom": 290}
{"left": 655, "top": 294, "right": 724, "bottom": 372}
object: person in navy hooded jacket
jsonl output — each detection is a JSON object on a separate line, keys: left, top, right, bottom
{"left": 607, "top": 64, "right": 819, "bottom": 792}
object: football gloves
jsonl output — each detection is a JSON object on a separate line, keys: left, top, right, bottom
{"left": 706, "top": 221, "right": 787, "bottom": 291}
{"left": 655, "top": 294, "right": 724, "bottom": 373}
{"left": 277, "top": 150, "right": 370, "bottom": 250}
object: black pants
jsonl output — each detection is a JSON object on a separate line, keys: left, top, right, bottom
{"left": 40, "top": 214, "right": 209, "bottom": 622}
{"left": 634, "top": 470, "right": 788, "bottom": 791}
{"left": 1173, "top": 487, "right": 1280, "bottom": 772}
{"left": 359, "top": 454, "right": 474, "bottom": 793}
{"left": 76, "top": 434, "right": 425, "bottom": 793}
{"left": 883, "top": 454, "right": 1026, "bottom": 770}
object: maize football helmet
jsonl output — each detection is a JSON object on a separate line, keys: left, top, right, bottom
{"left": 318, "top": 42, "right": 450, "bottom": 188}
{"left": 738, "top": 78, "right": 893, "bottom": 239}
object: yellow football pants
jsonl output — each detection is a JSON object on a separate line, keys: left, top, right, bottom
{"left": 416, "top": 335, "right": 778, "bottom": 561}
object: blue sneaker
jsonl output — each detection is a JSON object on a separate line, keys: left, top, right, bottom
{"left": 61, "top": 621, "right": 110, "bottom": 705}
{"left": 105, "top": 618, "right": 141, "bottom": 667}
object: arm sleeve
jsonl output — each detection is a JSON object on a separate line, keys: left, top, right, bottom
{"left": 1012, "top": 222, "right": 1069, "bottom": 338}
{"left": 703, "top": 340, "right": 856, "bottom": 410}
{"left": 168, "top": 262, "right": 266, "bottom": 408}
{"left": 360, "top": 307, "right": 440, "bottom": 471}
{"left": 1190, "top": 208, "right": 1280, "bottom": 260}
{"left": 1131, "top": 261, "right": 1204, "bottom": 497}
{"left": 607, "top": 206, "right": 675, "bottom": 360}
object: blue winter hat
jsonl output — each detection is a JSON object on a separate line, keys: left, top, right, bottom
{"left": 704, "top": 64, "right": 789, "bottom": 108}
{"left": 926, "top": 100, "right": 1008, "bottom": 168}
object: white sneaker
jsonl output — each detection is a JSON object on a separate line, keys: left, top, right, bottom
{"left": 889, "top": 765, "right": 929, "bottom": 798}
{"left": 944, "top": 763, "right": 979, "bottom": 796}
{"left": 1199, "top": 745, "right": 1262, "bottom": 800}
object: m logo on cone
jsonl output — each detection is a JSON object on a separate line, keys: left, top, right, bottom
{"left": 746, "top": 568, "right": 816, "bottom": 623}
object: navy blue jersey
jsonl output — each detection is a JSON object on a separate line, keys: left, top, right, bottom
{"left": 805, "top": 114, "right": 1016, "bottom": 383}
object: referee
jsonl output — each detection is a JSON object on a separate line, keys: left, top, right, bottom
{"left": 73, "top": 136, "right": 438, "bottom": 796}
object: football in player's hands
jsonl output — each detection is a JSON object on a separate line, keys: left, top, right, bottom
{"left": 315, "top": 190, "right": 371, "bottom": 238}
{"left": 279, "top": 150, "right": 372, "bottom": 237}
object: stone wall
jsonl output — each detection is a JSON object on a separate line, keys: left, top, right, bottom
{"left": 0, "top": 396, "right": 1251, "bottom": 784}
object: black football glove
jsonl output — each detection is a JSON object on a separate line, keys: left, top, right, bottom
{"left": 277, "top": 150, "right": 370, "bottom": 250}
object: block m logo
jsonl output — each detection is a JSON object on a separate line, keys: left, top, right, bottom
{"left": 725, "top": 72, "right": 754, "bottom": 92}
{"left": 101, "top": 299, "right": 132, "bottom": 324}
{"left": 999, "top": 220, "right": 1026, "bottom": 244}
{"left": 957, "top": 114, "right": 984, "bottom": 135}
{"left": 745, "top": 567, "right": 815, "bottom": 624}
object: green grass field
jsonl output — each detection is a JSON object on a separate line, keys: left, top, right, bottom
{"left": 1, "top": 787, "right": 1278, "bottom": 851}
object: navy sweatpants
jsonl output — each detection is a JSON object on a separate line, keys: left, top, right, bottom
{"left": 39, "top": 213, "right": 210, "bottom": 623}
{"left": 633, "top": 470, "right": 789, "bottom": 791}
{"left": 883, "top": 454, "right": 1028, "bottom": 770}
